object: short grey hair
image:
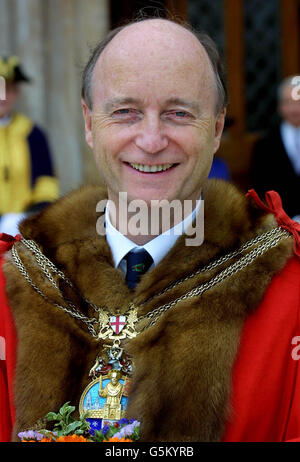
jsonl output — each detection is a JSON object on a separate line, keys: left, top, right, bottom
{"left": 81, "top": 18, "right": 228, "bottom": 115}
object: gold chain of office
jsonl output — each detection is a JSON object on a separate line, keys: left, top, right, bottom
{"left": 11, "top": 226, "right": 289, "bottom": 341}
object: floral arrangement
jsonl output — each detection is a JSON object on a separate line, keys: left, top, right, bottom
{"left": 18, "top": 402, "right": 140, "bottom": 443}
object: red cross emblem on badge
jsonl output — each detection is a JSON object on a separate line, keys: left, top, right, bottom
{"left": 109, "top": 316, "right": 126, "bottom": 334}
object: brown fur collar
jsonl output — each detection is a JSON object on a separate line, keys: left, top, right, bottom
{"left": 3, "top": 179, "right": 293, "bottom": 441}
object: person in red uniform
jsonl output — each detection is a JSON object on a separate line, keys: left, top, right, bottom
{"left": 1, "top": 18, "right": 300, "bottom": 442}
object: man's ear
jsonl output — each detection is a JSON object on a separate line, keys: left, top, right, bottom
{"left": 213, "top": 107, "right": 226, "bottom": 154}
{"left": 81, "top": 98, "right": 93, "bottom": 149}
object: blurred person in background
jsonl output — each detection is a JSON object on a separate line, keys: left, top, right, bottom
{"left": 208, "top": 155, "right": 231, "bottom": 181}
{"left": 0, "top": 56, "right": 59, "bottom": 235}
{"left": 208, "top": 117, "right": 233, "bottom": 182}
{"left": 251, "top": 76, "right": 300, "bottom": 221}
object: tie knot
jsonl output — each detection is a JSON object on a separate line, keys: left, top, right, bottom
{"left": 125, "top": 248, "right": 153, "bottom": 289}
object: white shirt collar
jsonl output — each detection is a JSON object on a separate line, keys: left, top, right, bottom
{"left": 280, "top": 121, "right": 300, "bottom": 175}
{"left": 105, "top": 198, "right": 203, "bottom": 273}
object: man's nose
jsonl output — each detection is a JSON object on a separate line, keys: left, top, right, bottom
{"left": 134, "top": 117, "right": 168, "bottom": 154}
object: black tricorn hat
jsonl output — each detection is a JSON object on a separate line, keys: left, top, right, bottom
{"left": 0, "top": 56, "right": 31, "bottom": 83}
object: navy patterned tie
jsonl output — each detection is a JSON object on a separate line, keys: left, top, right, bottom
{"left": 125, "top": 248, "right": 153, "bottom": 289}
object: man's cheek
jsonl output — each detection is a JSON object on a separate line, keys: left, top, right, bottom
{"left": 193, "top": 142, "right": 214, "bottom": 174}
{"left": 95, "top": 148, "right": 120, "bottom": 181}
{"left": 92, "top": 112, "right": 115, "bottom": 130}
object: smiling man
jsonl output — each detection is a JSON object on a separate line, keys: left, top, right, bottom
{"left": 82, "top": 20, "right": 225, "bottom": 209}
{"left": 81, "top": 19, "right": 225, "bottom": 247}
{"left": 1, "top": 18, "right": 300, "bottom": 443}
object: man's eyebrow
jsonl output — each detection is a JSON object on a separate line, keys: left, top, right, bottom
{"left": 103, "top": 97, "right": 201, "bottom": 113}
{"left": 165, "top": 98, "right": 201, "bottom": 112}
{"left": 104, "top": 97, "right": 141, "bottom": 112}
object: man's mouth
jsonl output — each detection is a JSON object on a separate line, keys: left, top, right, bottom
{"left": 127, "top": 162, "right": 177, "bottom": 173}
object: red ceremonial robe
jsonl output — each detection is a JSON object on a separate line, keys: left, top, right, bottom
{"left": 1, "top": 187, "right": 300, "bottom": 443}
{"left": 0, "top": 248, "right": 17, "bottom": 442}
{"left": 1, "top": 241, "right": 300, "bottom": 442}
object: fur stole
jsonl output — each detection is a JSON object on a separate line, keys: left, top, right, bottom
{"left": 3, "top": 179, "right": 293, "bottom": 441}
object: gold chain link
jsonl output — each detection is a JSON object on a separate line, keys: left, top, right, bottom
{"left": 11, "top": 227, "right": 290, "bottom": 338}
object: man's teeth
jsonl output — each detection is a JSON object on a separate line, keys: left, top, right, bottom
{"left": 129, "top": 163, "right": 174, "bottom": 172}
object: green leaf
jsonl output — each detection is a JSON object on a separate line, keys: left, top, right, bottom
{"left": 43, "top": 402, "right": 93, "bottom": 438}
{"left": 110, "top": 426, "right": 119, "bottom": 436}
{"left": 80, "top": 411, "right": 89, "bottom": 421}
{"left": 131, "top": 427, "right": 140, "bottom": 441}
{"left": 59, "top": 402, "right": 75, "bottom": 421}
{"left": 66, "top": 408, "right": 76, "bottom": 421}
{"left": 46, "top": 412, "right": 59, "bottom": 421}
{"left": 65, "top": 421, "right": 83, "bottom": 434}
{"left": 58, "top": 402, "right": 69, "bottom": 415}
{"left": 80, "top": 422, "right": 91, "bottom": 433}
{"left": 92, "top": 430, "right": 105, "bottom": 442}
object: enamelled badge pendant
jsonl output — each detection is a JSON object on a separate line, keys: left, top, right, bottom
{"left": 79, "top": 304, "right": 138, "bottom": 431}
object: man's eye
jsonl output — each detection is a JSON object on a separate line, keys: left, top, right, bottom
{"left": 166, "top": 110, "right": 191, "bottom": 119}
{"left": 113, "top": 108, "right": 137, "bottom": 116}
{"left": 111, "top": 108, "right": 141, "bottom": 122}
{"left": 115, "top": 109, "right": 130, "bottom": 114}
{"left": 175, "top": 111, "right": 188, "bottom": 117}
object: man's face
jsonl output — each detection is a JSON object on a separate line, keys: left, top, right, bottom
{"left": 278, "top": 84, "right": 300, "bottom": 127}
{"left": 82, "top": 21, "right": 225, "bottom": 205}
{"left": 0, "top": 82, "right": 19, "bottom": 118}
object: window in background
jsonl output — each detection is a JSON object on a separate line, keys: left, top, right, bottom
{"left": 243, "top": 0, "right": 281, "bottom": 132}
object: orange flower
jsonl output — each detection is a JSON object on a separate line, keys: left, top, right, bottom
{"left": 40, "top": 437, "right": 54, "bottom": 442}
{"left": 55, "top": 434, "right": 90, "bottom": 443}
{"left": 106, "top": 437, "right": 133, "bottom": 442}
{"left": 21, "top": 440, "right": 36, "bottom": 442}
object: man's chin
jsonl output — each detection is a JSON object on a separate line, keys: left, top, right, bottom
{"left": 125, "top": 191, "right": 182, "bottom": 205}
{"left": 108, "top": 185, "right": 187, "bottom": 206}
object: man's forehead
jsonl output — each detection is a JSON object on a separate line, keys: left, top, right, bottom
{"left": 89, "top": 19, "right": 218, "bottom": 111}
{"left": 95, "top": 19, "right": 210, "bottom": 77}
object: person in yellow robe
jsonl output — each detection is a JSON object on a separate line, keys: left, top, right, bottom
{"left": 0, "top": 56, "right": 59, "bottom": 234}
